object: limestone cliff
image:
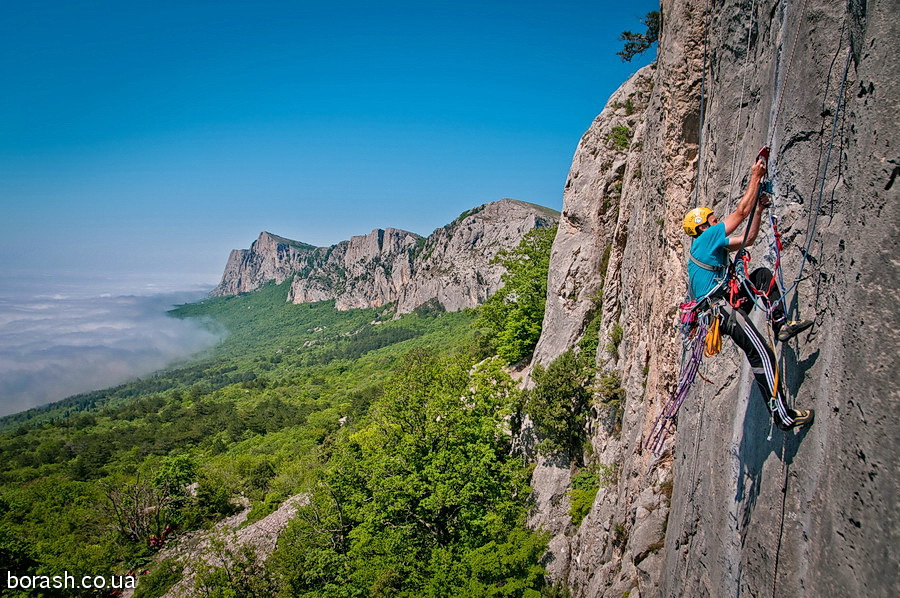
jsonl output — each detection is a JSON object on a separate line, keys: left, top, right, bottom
{"left": 288, "top": 227, "right": 422, "bottom": 311}
{"left": 396, "top": 199, "right": 560, "bottom": 314}
{"left": 526, "top": 0, "right": 897, "bottom": 596}
{"left": 211, "top": 199, "right": 559, "bottom": 315}
{"left": 211, "top": 232, "right": 319, "bottom": 296}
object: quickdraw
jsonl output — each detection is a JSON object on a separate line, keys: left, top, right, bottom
{"left": 768, "top": 211, "right": 783, "bottom": 296}
{"left": 705, "top": 312, "right": 722, "bottom": 357}
{"left": 727, "top": 274, "right": 745, "bottom": 309}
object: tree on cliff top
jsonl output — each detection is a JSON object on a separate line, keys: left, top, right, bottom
{"left": 617, "top": 11, "right": 660, "bottom": 62}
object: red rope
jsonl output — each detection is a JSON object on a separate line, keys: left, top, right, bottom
{"left": 768, "top": 216, "right": 783, "bottom": 295}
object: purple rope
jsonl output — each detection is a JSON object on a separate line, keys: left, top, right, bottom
{"left": 646, "top": 325, "right": 708, "bottom": 455}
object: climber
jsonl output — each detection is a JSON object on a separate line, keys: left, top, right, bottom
{"left": 683, "top": 157, "right": 814, "bottom": 430}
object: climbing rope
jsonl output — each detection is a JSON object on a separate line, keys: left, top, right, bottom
{"left": 768, "top": 0, "right": 812, "bottom": 151}
{"left": 729, "top": 36, "right": 851, "bottom": 323}
{"left": 766, "top": 28, "right": 853, "bottom": 598}
{"left": 646, "top": 323, "right": 709, "bottom": 455}
{"left": 726, "top": 0, "right": 759, "bottom": 211}
{"left": 692, "top": 0, "right": 712, "bottom": 208}
{"left": 776, "top": 47, "right": 853, "bottom": 318}
{"left": 769, "top": 209, "right": 788, "bottom": 295}
{"left": 763, "top": 11, "right": 852, "bottom": 319}
{"left": 770, "top": 432, "right": 790, "bottom": 597}
{"left": 731, "top": 146, "right": 769, "bottom": 279}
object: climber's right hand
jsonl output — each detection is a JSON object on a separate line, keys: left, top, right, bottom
{"left": 751, "top": 158, "right": 767, "bottom": 180}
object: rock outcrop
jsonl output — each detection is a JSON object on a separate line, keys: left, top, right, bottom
{"left": 211, "top": 232, "right": 319, "bottom": 296}
{"left": 526, "top": 0, "right": 897, "bottom": 596}
{"left": 289, "top": 227, "right": 422, "bottom": 311}
{"left": 395, "top": 200, "right": 559, "bottom": 314}
{"left": 211, "top": 199, "right": 559, "bottom": 315}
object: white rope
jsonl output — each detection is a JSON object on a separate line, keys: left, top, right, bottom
{"left": 726, "top": 0, "right": 758, "bottom": 212}
{"left": 692, "top": 0, "right": 712, "bottom": 209}
{"left": 768, "top": 0, "right": 811, "bottom": 164}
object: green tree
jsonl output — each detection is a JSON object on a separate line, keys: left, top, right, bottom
{"left": 0, "top": 520, "right": 39, "bottom": 577}
{"left": 477, "top": 226, "right": 557, "bottom": 365}
{"left": 152, "top": 453, "right": 197, "bottom": 494}
{"left": 103, "top": 455, "right": 198, "bottom": 543}
{"left": 272, "top": 351, "right": 547, "bottom": 597}
{"left": 525, "top": 350, "right": 594, "bottom": 464}
{"left": 617, "top": 11, "right": 660, "bottom": 62}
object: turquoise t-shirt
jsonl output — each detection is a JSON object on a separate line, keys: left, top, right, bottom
{"left": 688, "top": 222, "right": 730, "bottom": 299}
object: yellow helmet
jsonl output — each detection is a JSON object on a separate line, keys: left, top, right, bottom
{"left": 683, "top": 207, "right": 714, "bottom": 237}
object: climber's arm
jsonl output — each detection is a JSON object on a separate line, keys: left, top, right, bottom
{"left": 726, "top": 194, "right": 770, "bottom": 250}
{"left": 723, "top": 158, "right": 767, "bottom": 236}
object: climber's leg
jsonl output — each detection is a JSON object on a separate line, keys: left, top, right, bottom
{"left": 721, "top": 306, "right": 795, "bottom": 428}
{"left": 747, "top": 267, "right": 813, "bottom": 342}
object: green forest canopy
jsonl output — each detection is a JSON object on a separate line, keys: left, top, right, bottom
{"left": 0, "top": 227, "right": 573, "bottom": 597}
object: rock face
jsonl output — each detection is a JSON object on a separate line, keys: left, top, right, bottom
{"left": 396, "top": 199, "right": 559, "bottom": 314}
{"left": 145, "top": 495, "right": 307, "bottom": 598}
{"left": 526, "top": 0, "right": 898, "bottom": 596}
{"left": 211, "top": 199, "right": 559, "bottom": 315}
{"left": 212, "top": 232, "right": 319, "bottom": 296}
{"left": 289, "top": 227, "right": 422, "bottom": 311}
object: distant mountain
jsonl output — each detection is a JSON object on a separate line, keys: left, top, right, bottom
{"left": 211, "top": 198, "right": 560, "bottom": 314}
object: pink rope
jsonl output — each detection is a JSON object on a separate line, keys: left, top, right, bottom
{"left": 646, "top": 325, "right": 708, "bottom": 455}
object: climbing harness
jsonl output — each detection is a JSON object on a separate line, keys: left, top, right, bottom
{"left": 689, "top": 252, "right": 721, "bottom": 274}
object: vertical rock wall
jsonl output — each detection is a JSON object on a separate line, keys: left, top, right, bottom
{"left": 211, "top": 232, "right": 320, "bottom": 296}
{"left": 396, "top": 199, "right": 559, "bottom": 314}
{"left": 527, "top": 0, "right": 898, "bottom": 596}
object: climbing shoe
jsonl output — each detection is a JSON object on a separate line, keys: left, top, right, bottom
{"left": 777, "top": 408, "right": 815, "bottom": 431}
{"left": 777, "top": 319, "right": 814, "bottom": 342}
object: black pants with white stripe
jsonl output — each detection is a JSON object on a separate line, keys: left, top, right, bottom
{"left": 719, "top": 268, "right": 793, "bottom": 428}
{"left": 733, "top": 267, "right": 786, "bottom": 325}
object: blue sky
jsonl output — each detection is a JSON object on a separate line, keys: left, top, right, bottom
{"left": 1, "top": 0, "right": 658, "bottom": 288}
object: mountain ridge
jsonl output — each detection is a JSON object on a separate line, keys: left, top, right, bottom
{"left": 211, "top": 198, "right": 560, "bottom": 315}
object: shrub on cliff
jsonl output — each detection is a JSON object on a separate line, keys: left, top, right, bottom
{"left": 525, "top": 350, "right": 595, "bottom": 464}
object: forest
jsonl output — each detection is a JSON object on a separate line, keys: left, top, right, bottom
{"left": 0, "top": 226, "right": 608, "bottom": 597}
